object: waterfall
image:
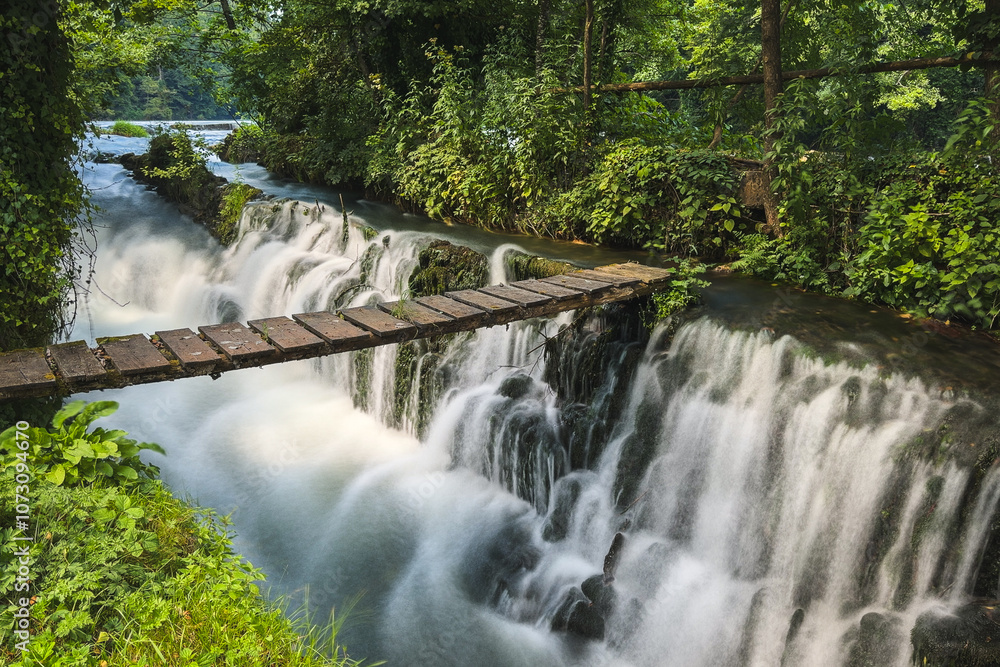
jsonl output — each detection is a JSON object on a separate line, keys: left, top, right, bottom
{"left": 75, "top": 157, "right": 1000, "bottom": 667}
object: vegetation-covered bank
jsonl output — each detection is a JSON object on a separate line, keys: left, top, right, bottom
{"left": 0, "top": 401, "right": 360, "bottom": 666}
{"left": 202, "top": 0, "right": 998, "bottom": 333}
{"left": 120, "top": 131, "right": 263, "bottom": 245}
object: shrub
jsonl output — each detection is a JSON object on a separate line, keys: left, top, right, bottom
{"left": 108, "top": 120, "right": 149, "bottom": 138}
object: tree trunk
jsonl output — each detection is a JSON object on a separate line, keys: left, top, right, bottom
{"left": 761, "top": 0, "right": 783, "bottom": 235}
{"left": 583, "top": 0, "right": 594, "bottom": 114}
{"left": 535, "top": 0, "right": 551, "bottom": 78}
{"left": 218, "top": 0, "right": 237, "bottom": 31}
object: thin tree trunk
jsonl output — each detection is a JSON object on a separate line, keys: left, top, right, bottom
{"left": 535, "top": 0, "right": 551, "bottom": 78}
{"left": 761, "top": 0, "right": 783, "bottom": 235}
{"left": 708, "top": 0, "right": 797, "bottom": 149}
{"left": 218, "top": 0, "right": 237, "bottom": 30}
{"left": 583, "top": 0, "right": 594, "bottom": 114}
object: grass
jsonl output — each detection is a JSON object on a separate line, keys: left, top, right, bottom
{"left": 0, "top": 402, "right": 366, "bottom": 666}
{"left": 107, "top": 120, "right": 150, "bottom": 138}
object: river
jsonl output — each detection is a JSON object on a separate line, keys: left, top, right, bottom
{"left": 70, "top": 127, "right": 1000, "bottom": 666}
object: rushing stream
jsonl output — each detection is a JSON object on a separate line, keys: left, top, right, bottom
{"left": 68, "top": 129, "right": 1000, "bottom": 666}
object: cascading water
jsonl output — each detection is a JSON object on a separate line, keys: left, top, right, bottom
{"left": 72, "top": 147, "right": 1000, "bottom": 666}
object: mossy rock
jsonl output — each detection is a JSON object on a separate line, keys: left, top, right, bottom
{"left": 504, "top": 251, "right": 573, "bottom": 281}
{"left": 408, "top": 240, "right": 488, "bottom": 297}
{"left": 911, "top": 602, "right": 1000, "bottom": 666}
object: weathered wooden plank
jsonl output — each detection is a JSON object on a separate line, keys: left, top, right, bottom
{"left": 156, "top": 328, "right": 220, "bottom": 371}
{"left": 248, "top": 317, "right": 325, "bottom": 354}
{"left": 568, "top": 269, "right": 641, "bottom": 287}
{"left": 479, "top": 284, "right": 553, "bottom": 307}
{"left": 511, "top": 279, "right": 584, "bottom": 301}
{"left": 0, "top": 349, "right": 56, "bottom": 395}
{"left": 99, "top": 334, "right": 171, "bottom": 376}
{"left": 47, "top": 341, "right": 107, "bottom": 383}
{"left": 446, "top": 289, "right": 523, "bottom": 316}
{"left": 543, "top": 273, "right": 620, "bottom": 293}
{"left": 416, "top": 295, "right": 488, "bottom": 321}
{"left": 597, "top": 263, "right": 673, "bottom": 284}
{"left": 340, "top": 306, "right": 418, "bottom": 339}
{"left": 378, "top": 300, "right": 456, "bottom": 331}
{"left": 0, "top": 263, "right": 670, "bottom": 400}
{"left": 293, "top": 312, "right": 375, "bottom": 351}
{"left": 199, "top": 324, "right": 276, "bottom": 362}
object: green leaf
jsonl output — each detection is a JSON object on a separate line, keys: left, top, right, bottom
{"left": 52, "top": 401, "right": 85, "bottom": 429}
{"left": 46, "top": 464, "right": 66, "bottom": 485}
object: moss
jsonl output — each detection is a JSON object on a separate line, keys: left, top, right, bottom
{"left": 912, "top": 603, "right": 1000, "bottom": 667}
{"left": 504, "top": 251, "right": 572, "bottom": 281}
{"left": 217, "top": 183, "right": 264, "bottom": 245}
{"left": 408, "top": 240, "right": 488, "bottom": 297}
{"left": 351, "top": 348, "right": 374, "bottom": 411}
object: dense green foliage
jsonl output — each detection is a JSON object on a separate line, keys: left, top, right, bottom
{"left": 1, "top": 1, "right": 87, "bottom": 353}
{"left": 180, "top": 0, "right": 998, "bottom": 329}
{"left": 0, "top": 401, "right": 362, "bottom": 666}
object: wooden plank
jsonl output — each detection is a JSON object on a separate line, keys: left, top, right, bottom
{"left": 416, "top": 294, "right": 488, "bottom": 321}
{"left": 543, "top": 273, "right": 620, "bottom": 294}
{"left": 99, "top": 334, "right": 171, "bottom": 376}
{"left": 199, "top": 324, "right": 276, "bottom": 362}
{"left": 293, "top": 312, "right": 375, "bottom": 351}
{"left": 156, "top": 328, "right": 220, "bottom": 371}
{"left": 340, "top": 306, "right": 418, "bottom": 339}
{"left": 378, "top": 300, "right": 455, "bottom": 331}
{"left": 47, "top": 341, "right": 106, "bottom": 383}
{"left": 511, "top": 279, "right": 584, "bottom": 301}
{"left": 596, "top": 263, "right": 673, "bottom": 284}
{"left": 0, "top": 349, "right": 56, "bottom": 395}
{"left": 248, "top": 316, "right": 324, "bottom": 354}
{"left": 479, "top": 284, "right": 553, "bottom": 307}
{"left": 568, "top": 269, "right": 641, "bottom": 287}
{"left": 446, "top": 289, "right": 523, "bottom": 316}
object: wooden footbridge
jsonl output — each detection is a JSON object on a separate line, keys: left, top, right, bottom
{"left": 0, "top": 263, "right": 672, "bottom": 400}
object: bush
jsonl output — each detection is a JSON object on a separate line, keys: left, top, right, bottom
{"left": 108, "top": 120, "right": 149, "bottom": 138}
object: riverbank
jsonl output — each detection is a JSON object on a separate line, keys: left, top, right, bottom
{"left": 0, "top": 401, "right": 361, "bottom": 666}
{"left": 215, "top": 118, "right": 999, "bottom": 337}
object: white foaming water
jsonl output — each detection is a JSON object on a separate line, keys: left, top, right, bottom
{"left": 74, "top": 161, "right": 1000, "bottom": 666}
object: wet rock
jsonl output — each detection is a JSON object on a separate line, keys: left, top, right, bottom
{"left": 499, "top": 373, "right": 534, "bottom": 400}
{"left": 542, "top": 477, "right": 582, "bottom": 542}
{"left": 779, "top": 608, "right": 806, "bottom": 666}
{"left": 844, "top": 612, "right": 904, "bottom": 667}
{"left": 551, "top": 587, "right": 605, "bottom": 640}
{"left": 408, "top": 240, "right": 488, "bottom": 297}
{"left": 566, "top": 599, "right": 605, "bottom": 640}
{"left": 603, "top": 532, "right": 626, "bottom": 583}
{"left": 911, "top": 601, "right": 1000, "bottom": 667}
{"left": 581, "top": 574, "right": 618, "bottom": 618}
